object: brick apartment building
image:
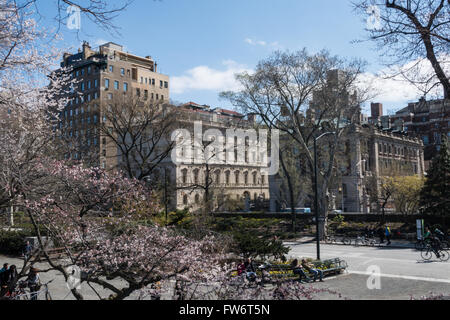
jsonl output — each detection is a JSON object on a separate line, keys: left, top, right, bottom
{"left": 57, "top": 41, "right": 170, "bottom": 168}
{"left": 369, "top": 98, "right": 450, "bottom": 166}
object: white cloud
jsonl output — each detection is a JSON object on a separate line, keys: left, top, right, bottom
{"left": 171, "top": 60, "right": 252, "bottom": 94}
{"left": 357, "top": 56, "right": 449, "bottom": 103}
{"left": 244, "top": 38, "right": 280, "bottom": 48}
{"left": 93, "top": 39, "right": 109, "bottom": 47}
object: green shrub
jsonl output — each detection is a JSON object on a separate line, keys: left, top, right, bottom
{"left": 0, "top": 230, "right": 33, "bottom": 256}
{"left": 231, "top": 231, "right": 290, "bottom": 260}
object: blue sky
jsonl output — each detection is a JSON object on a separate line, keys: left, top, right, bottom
{"left": 35, "top": 0, "right": 431, "bottom": 114}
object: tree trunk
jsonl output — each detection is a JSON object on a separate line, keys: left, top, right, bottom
{"left": 279, "top": 151, "right": 296, "bottom": 232}
{"left": 421, "top": 33, "right": 450, "bottom": 99}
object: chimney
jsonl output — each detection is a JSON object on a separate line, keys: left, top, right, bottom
{"left": 82, "top": 41, "right": 92, "bottom": 59}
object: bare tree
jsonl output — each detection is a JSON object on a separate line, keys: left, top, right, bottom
{"left": 97, "top": 94, "right": 179, "bottom": 181}
{"left": 353, "top": 0, "right": 450, "bottom": 98}
{"left": 221, "top": 49, "right": 370, "bottom": 239}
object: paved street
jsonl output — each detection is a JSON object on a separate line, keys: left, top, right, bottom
{"left": 286, "top": 241, "right": 450, "bottom": 299}
{"left": 2, "top": 240, "right": 450, "bottom": 300}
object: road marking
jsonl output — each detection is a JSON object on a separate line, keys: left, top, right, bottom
{"left": 348, "top": 270, "right": 450, "bottom": 284}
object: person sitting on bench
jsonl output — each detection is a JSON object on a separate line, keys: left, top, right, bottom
{"left": 301, "top": 259, "right": 324, "bottom": 282}
{"left": 291, "top": 259, "right": 311, "bottom": 283}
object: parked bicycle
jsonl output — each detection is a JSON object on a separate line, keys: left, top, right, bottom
{"left": 354, "top": 234, "right": 377, "bottom": 247}
{"left": 6, "top": 279, "right": 53, "bottom": 300}
{"left": 324, "top": 234, "right": 337, "bottom": 244}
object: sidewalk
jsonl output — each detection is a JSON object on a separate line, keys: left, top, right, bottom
{"left": 287, "top": 236, "right": 416, "bottom": 249}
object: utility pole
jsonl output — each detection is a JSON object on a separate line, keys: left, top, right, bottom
{"left": 164, "top": 168, "right": 168, "bottom": 225}
{"left": 313, "top": 132, "right": 334, "bottom": 261}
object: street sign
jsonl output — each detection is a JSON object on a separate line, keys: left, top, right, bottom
{"left": 416, "top": 219, "right": 424, "bottom": 240}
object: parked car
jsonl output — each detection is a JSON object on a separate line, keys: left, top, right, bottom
{"left": 281, "top": 208, "right": 312, "bottom": 214}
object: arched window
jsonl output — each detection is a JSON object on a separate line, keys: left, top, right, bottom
{"left": 182, "top": 169, "right": 188, "bottom": 184}
{"left": 253, "top": 172, "right": 257, "bottom": 185}
{"left": 193, "top": 169, "right": 199, "bottom": 185}
{"left": 235, "top": 171, "right": 240, "bottom": 185}
{"left": 225, "top": 171, "right": 230, "bottom": 184}
{"left": 215, "top": 170, "right": 221, "bottom": 184}
{"left": 244, "top": 172, "right": 249, "bottom": 185}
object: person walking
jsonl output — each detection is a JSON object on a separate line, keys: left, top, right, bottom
{"left": 301, "top": 259, "right": 324, "bottom": 282}
{"left": 23, "top": 241, "right": 33, "bottom": 261}
{"left": 385, "top": 225, "right": 391, "bottom": 245}
{"left": 377, "top": 227, "right": 385, "bottom": 244}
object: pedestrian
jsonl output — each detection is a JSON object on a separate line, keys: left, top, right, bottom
{"left": 301, "top": 259, "right": 324, "bottom": 282}
{"left": 291, "top": 259, "right": 311, "bottom": 283}
{"left": 377, "top": 228, "right": 385, "bottom": 244}
{"left": 0, "top": 263, "right": 10, "bottom": 297}
{"left": 27, "top": 267, "right": 41, "bottom": 300}
{"left": 237, "top": 260, "right": 246, "bottom": 276}
{"left": 2, "top": 265, "right": 18, "bottom": 297}
{"left": 0, "top": 263, "right": 8, "bottom": 275}
{"left": 244, "top": 258, "right": 257, "bottom": 282}
{"left": 385, "top": 225, "right": 391, "bottom": 245}
{"left": 24, "top": 241, "right": 33, "bottom": 261}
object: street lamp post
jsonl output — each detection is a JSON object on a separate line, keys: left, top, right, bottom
{"left": 313, "top": 132, "right": 334, "bottom": 261}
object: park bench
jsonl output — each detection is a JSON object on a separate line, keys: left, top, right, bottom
{"left": 34, "top": 247, "right": 69, "bottom": 262}
{"left": 257, "top": 258, "right": 348, "bottom": 281}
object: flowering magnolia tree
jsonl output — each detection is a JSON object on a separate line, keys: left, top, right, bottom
{"left": 16, "top": 159, "right": 227, "bottom": 300}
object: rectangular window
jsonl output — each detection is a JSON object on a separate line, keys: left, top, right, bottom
{"left": 160, "top": 80, "right": 163, "bottom": 88}
{"left": 87, "top": 66, "right": 91, "bottom": 74}
{"left": 164, "top": 81, "right": 168, "bottom": 88}
{"left": 121, "top": 68, "right": 125, "bottom": 76}
{"left": 105, "top": 78, "right": 110, "bottom": 89}
{"left": 80, "top": 82, "right": 85, "bottom": 91}
{"left": 124, "top": 82, "right": 128, "bottom": 92}
{"left": 94, "top": 79, "right": 98, "bottom": 88}
{"left": 136, "top": 88, "right": 141, "bottom": 97}
{"left": 109, "top": 65, "right": 113, "bottom": 73}
{"left": 114, "top": 81, "right": 119, "bottom": 90}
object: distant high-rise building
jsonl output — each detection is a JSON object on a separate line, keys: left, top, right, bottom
{"left": 56, "top": 41, "right": 170, "bottom": 168}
